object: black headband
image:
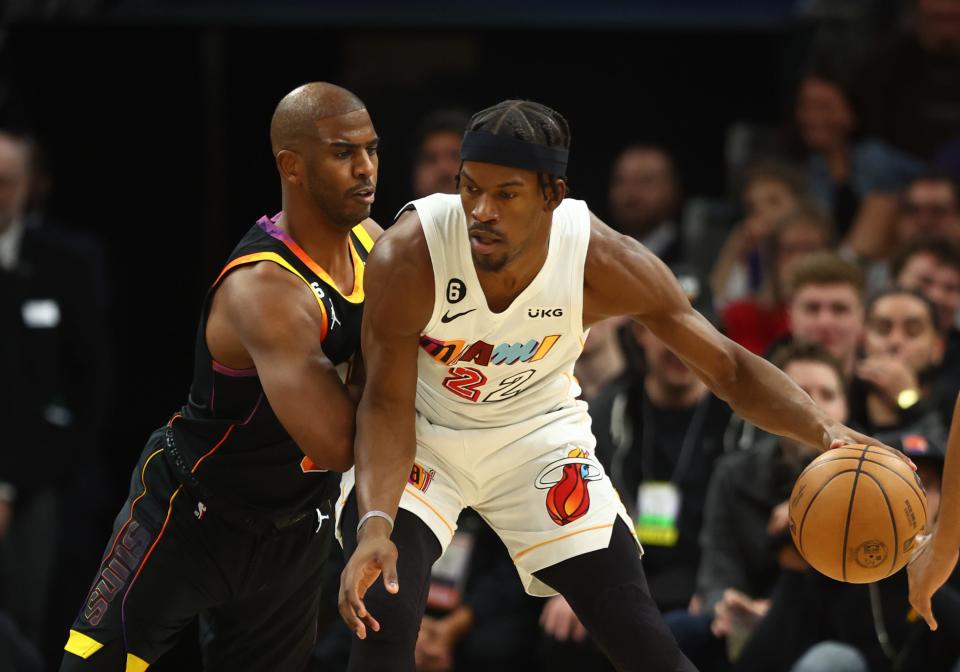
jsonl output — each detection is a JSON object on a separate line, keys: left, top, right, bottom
{"left": 460, "top": 130, "right": 569, "bottom": 176}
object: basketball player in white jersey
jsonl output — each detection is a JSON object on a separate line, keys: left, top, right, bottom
{"left": 337, "top": 100, "right": 893, "bottom": 672}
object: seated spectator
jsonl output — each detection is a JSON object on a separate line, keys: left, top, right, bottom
{"left": 736, "top": 432, "right": 960, "bottom": 672}
{"left": 852, "top": 0, "right": 960, "bottom": 161}
{"left": 666, "top": 342, "right": 850, "bottom": 671}
{"left": 608, "top": 144, "right": 685, "bottom": 265}
{"left": 786, "top": 251, "right": 866, "bottom": 377}
{"left": 865, "top": 171, "right": 960, "bottom": 292}
{"left": 896, "top": 170, "right": 960, "bottom": 244}
{"left": 412, "top": 108, "right": 470, "bottom": 198}
{"left": 891, "top": 235, "right": 960, "bottom": 426}
{"left": 573, "top": 316, "right": 628, "bottom": 404}
{"left": 711, "top": 160, "right": 809, "bottom": 307}
{"left": 538, "top": 274, "right": 731, "bottom": 670}
{"left": 849, "top": 288, "right": 948, "bottom": 444}
{"left": 723, "top": 207, "right": 832, "bottom": 355}
{"left": 788, "top": 69, "right": 922, "bottom": 246}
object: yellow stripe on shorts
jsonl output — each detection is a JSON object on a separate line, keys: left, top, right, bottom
{"left": 64, "top": 629, "right": 104, "bottom": 658}
{"left": 126, "top": 652, "right": 150, "bottom": 671}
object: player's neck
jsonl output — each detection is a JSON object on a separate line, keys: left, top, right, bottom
{"left": 276, "top": 203, "right": 355, "bottom": 285}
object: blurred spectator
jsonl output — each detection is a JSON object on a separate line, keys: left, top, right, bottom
{"left": 848, "top": 288, "right": 947, "bottom": 443}
{"left": 539, "top": 274, "right": 731, "bottom": 670}
{"left": 573, "top": 317, "right": 627, "bottom": 403}
{"left": 785, "top": 251, "right": 866, "bottom": 377}
{"left": 853, "top": 0, "right": 960, "bottom": 161}
{"left": 891, "top": 236, "right": 960, "bottom": 332}
{"left": 0, "top": 129, "right": 111, "bottom": 664}
{"left": 412, "top": 108, "right": 470, "bottom": 198}
{"left": 787, "top": 69, "right": 922, "bottom": 257}
{"left": 666, "top": 342, "right": 850, "bottom": 671}
{"left": 865, "top": 171, "right": 960, "bottom": 293}
{"left": 608, "top": 145, "right": 685, "bottom": 265}
{"left": 710, "top": 160, "right": 808, "bottom": 307}
{"left": 895, "top": 170, "right": 960, "bottom": 244}
{"left": 891, "top": 235, "right": 960, "bottom": 426}
{"left": 722, "top": 207, "right": 832, "bottom": 355}
{"left": 595, "top": 321, "right": 733, "bottom": 611}
{"left": 736, "top": 432, "right": 960, "bottom": 672}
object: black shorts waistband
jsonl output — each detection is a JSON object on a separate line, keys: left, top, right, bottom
{"left": 161, "top": 426, "right": 329, "bottom": 534}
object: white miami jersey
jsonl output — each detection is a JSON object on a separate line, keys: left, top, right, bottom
{"left": 409, "top": 193, "right": 591, "bottom": 430}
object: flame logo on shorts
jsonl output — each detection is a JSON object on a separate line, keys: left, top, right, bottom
{"left": 534, "top": 448, "right": 604, "bottom": 526}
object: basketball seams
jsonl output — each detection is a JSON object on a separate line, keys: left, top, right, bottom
{"left": 792, "top": 444, "right": 927, "bottom": 583}
{"left": 839, "top": 446, "right": 870, "bottom": 581}
{"left": 798, "top": 469, "right": 858, "bottom": 556}
{"left": 801, "top": 454, "right": 926, "bottom": 515}
{"left": 858, "top": 471, "right": 899, "bottom": 578}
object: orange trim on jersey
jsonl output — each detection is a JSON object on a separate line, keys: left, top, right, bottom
{"left": 211, "top": 251, "right": 329, "bottom": 342}
{"left": 511, "top": 523, "right": 615, "bottom": 562}
{"left": 121, "top": 485, "right": 183, "bottom": 622}
{"left": 403, "top": 486, "right": 455, "bottom": 538}
{"left": 189, "top": 424, "right": 235, "bottom": 474}
{"left": 277, "top": 232, "right": 365, "bottom": 304}
{"left": 212, "top": 252, "right": 279, "bottom": 287}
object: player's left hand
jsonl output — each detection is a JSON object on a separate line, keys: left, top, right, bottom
{"left": 908, "top": 530, "right": 959, "bottom": 631}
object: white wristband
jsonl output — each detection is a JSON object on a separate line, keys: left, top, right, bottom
{"left": 357, "top": 510, "right": 395, "bottom": 533}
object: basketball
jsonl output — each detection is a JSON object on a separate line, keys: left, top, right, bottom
{"left": 788, "top": 444, "right": 928, "bottom": 583}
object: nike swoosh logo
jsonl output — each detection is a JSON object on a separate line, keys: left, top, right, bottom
{"left": 441, "top": 308, "right": 477, "bottom": 323}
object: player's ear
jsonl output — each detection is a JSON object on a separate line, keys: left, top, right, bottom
{"left": 276, "top": 149, "right": 304, "bottom": 187}
{"left": 543, "top": 177, "right": 566, "bottom": 211}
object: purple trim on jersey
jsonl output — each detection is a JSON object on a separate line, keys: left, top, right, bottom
{"left": 256, "top": 213, "right": 294, "bottom": 244}
{"left": 240, "top": 392, "right": 264, "bottom": 426}
{"left": 212, "top": 360, "right": 258, "bottom": 378}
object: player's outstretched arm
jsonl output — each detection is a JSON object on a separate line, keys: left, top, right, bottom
{"left": 583, "top": 214, "right": 892, "bottom": 456}
{"left": 909, "top": 394, "right": 960, "bottom": 630}
{"left": 214, "top": 262, "right": 358, "bottom": 471}
{"left": 339, "top": 210, "right": 434, "bottom": 639}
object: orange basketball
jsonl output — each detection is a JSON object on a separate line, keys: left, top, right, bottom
{"left": 788, "top": 444, "right": 927, "bottom": 583}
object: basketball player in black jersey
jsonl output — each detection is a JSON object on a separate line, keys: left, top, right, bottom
{"left": 60, "top": 82, "right": 382, "bottom": 671}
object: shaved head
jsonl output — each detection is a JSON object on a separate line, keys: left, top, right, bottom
{"left": 270, "top": 82, "right": 366, "bottom": 155}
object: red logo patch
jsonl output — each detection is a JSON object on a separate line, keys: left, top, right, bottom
{"left": 535, "top": 448, "right": 603, "bottom": 526}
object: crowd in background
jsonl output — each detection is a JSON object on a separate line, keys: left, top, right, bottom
{"left": 2, "top": 0, "right": 960, "bottom": 670}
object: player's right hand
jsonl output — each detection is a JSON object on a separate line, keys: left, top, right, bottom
{"left": 339, "top": 530, "right": 399, "bottom": 639}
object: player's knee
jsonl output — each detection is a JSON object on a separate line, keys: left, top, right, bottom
{"left": 361, "top": 587, "right": 421, "bottom": 647}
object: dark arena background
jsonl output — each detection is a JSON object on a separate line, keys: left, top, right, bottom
{"left": 3, "top": 0, "right": 960, "bottom": 670}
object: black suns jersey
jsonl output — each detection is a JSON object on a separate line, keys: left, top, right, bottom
{"left": 165, "top": 213, "right": 373, "bottom": 518}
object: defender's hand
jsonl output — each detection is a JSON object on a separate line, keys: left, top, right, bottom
{"left": 908, "top": 532, "right": 959, "bottom": 631}
{"left": 339, "top": 523, "right": 399, "bottom": 639}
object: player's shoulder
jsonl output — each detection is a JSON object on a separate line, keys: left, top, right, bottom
{"left": 365, "top": 208, "right": 432, "bottom": 288}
